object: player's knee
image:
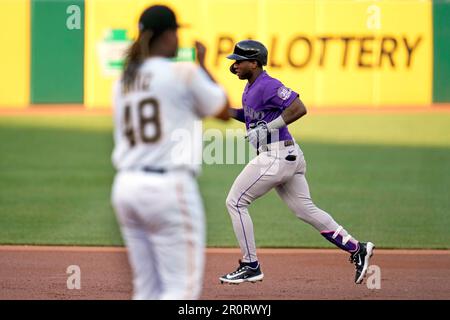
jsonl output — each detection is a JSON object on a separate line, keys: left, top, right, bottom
{"left": 226, "top": 192, "right": 250, "bottom": 214}
{"left": 225, "top": 193, "right": 237, "bottom": 212}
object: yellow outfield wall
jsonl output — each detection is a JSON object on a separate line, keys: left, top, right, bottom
{"left": 84, "top": 0, "right": 205, "bottom": 108}
{"left": 85, "top": 0, "right": 432, "bottom": 108}
{"left": 0, "top": 0, "right": 30, "bottom": 108}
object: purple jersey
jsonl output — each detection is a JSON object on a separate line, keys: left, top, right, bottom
{"left": 242, "top": 71, "right": 298, "bottom": 142}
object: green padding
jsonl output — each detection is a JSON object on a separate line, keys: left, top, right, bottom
{"left": 31, "top": 0, "right": 84, "bottom": 104}
{"left": 433, "top": 0, "right": 450, "bottom": 103}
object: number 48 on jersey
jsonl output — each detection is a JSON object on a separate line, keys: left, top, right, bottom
{"left": 123, "top": 98, "right": 161, "bottom": 146}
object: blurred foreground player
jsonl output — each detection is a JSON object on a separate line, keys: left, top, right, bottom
{"left": 111, "top": 5, "right": 230, "bottom": 299}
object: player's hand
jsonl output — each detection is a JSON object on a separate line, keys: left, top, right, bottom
{"left": 246, "top": 122, "right": 269, "bottom": 149}
{"left": 195, "top": 41, "right": 206, "bottom": 66}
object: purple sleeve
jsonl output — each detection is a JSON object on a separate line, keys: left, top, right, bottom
{"left": 263, "top": 81, "right": 299, "bottom": 110}
{"left": 232, "top": 108, "right": 246, "bottom": 123}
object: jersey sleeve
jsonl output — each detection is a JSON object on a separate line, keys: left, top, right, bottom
{"left": 188, "top": 65, "right": 227, "bottom": 118}
{"left": 262, "top": 80, "right": 299, "bottom": 110}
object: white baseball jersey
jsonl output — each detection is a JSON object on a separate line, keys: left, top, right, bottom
{"left": 112, "top": 57, "right": 226, "bottom": 174}
{"left": 111, "top": 57, "right": 226, "bottom": 299}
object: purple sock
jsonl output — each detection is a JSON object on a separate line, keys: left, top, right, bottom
{"left": 321, "top": 230, "right": 359, "bottom": 253}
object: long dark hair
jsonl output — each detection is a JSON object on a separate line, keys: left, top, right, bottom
{"left": 122, "top": 31, "right": 153, "bottom": 92}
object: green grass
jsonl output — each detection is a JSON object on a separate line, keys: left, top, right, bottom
{"left": 0, "top": 113, "right": 449, "bottom": 248}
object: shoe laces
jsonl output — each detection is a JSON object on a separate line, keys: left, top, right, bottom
{"left": 228, "top": 260, "right": 247, "bottom": 275}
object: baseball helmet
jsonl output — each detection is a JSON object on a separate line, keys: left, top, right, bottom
{"left": 227, "top": 40, "right": 268, "bottom": 74}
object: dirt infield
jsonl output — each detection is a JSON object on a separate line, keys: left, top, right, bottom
{"left": 0, "top": 246, "right": 449, "bottom": 300}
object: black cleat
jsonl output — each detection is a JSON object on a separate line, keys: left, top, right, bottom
{"left": 219, "top": 260, "right": 264, "bottom": 284}
{"left": 350, "top": 242, "right": 375, "bottom": 284}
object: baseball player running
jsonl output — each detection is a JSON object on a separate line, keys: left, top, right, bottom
{"left": 111, "top": 5, "right": 230, "bottom": 299}
{"left": 220, "top": 40, "right": 374, "bottom": 285}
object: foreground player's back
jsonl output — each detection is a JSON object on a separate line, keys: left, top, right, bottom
{"left": 112, "top": 58, "right": 226, "bottom": 173}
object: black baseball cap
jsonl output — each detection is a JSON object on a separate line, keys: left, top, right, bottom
{"left": 138, "top": 5, "right": 180, "bottom": 34}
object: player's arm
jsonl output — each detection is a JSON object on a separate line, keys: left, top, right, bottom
{"left": 280, "top": 97, "right": 307, "bottom": 124}
{"left": 228, "top": 108, "right": 245, "bottom": 122}
{"left": 191, "top": 41, "right": 230, "bottom": 121}
{"left": 247, "top": 97, "right": 305, "bottom": 146}
{"left": 195, "top": 41, "right": 231, "bottom": 120}
{"left": 195, "top": 41, "right": 217, "bottom": 84}
{"left": 266, "top": 97, "right": 307, "bottom": 130}
{"left": 214, "top": 97, "right": 231, "bottom": 121}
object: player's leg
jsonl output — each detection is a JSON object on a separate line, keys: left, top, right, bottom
{"left": 119, "top": 225, "right": 160, "bottom": 299}
{"left": 275, "top": 149, "right": 374, "bottom": 283}
{"left": 225, "top": 152, "right": 285, "bottom": 263}
{"left": 112, "top": 172, "right": 160, "bottom": 299}
{"left": 221, "top": 151, "right": 289, "bottom": 284}
{"left": 275, "top": 152, "right": 359, "bottom": 252}
{"left": 147, "top": 172, "right": 206, "bottom": 300}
